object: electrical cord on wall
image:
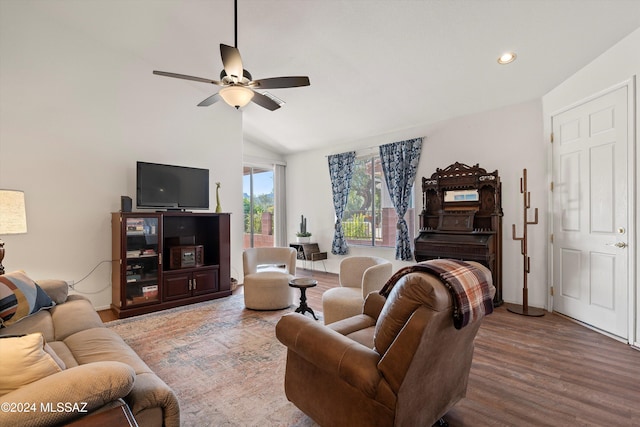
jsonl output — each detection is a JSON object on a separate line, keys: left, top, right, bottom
{"left": 68, "top": 260, "right": 117, "bottom": 295}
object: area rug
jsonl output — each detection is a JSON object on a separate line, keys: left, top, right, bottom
{"left": 107, "top": 295, "right": 321, "bottom": 427}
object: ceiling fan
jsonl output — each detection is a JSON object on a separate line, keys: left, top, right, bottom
{"left": 153, "top": 0, "right": 310, "bottom": 111}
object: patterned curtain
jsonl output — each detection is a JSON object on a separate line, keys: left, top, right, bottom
{"left": 328, "top": 151, "right": 356, "bottom": 255}
{"left": 379, "top": 138, "right": 423, "bottom": 260}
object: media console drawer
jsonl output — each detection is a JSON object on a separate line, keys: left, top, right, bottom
{"left": 169, "top": 245, "right": 204, "bottom": 269}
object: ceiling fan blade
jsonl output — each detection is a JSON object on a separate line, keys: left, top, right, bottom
{"left": 251, "top": 91, "right": 281, "bottom": 111}
{"left": 197, "top": 93, "right": 221, "bottom": 107}
{"left": 153, "top": 70, "right": 221, "bottom": 85}
{"left": 250, "top": 76, "right": 310, "bottom": 89}
{"left": 220, "top": 44, "right": 244, "bottom": 81}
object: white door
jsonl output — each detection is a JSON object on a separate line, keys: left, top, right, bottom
{"left": 552, "top": 86, "right": 629, "bottom": 339}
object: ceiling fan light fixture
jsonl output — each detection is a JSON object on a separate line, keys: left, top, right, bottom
{"left": 497, "top": 52, "right": 517, "bottom": 64}
{"left": 153, "top": 0, "right": 309, "bottom": 111}
{"left": 219, "top": 85, "right": 254, "bottom": 109}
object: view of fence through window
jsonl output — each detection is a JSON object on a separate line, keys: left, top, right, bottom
{"left": 243, "top": 166, "right": 274, "bottom": 248}
{"left": 344, "top": 156, "right": 415, "bottom": 247}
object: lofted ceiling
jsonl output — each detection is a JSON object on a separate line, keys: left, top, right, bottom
{"left": 33, "top": 0, "right": 640, "bottom": 154}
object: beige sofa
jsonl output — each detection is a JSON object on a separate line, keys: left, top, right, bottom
{"left": 0, "top": 278, "right": 180, "bottom": 427}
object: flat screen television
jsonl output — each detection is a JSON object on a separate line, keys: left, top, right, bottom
{"left": 136, "top": 161, "right": 209, "bottom": 210}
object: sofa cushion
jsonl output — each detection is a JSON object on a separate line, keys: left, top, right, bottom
{"left": 43, "top": 341, "right": 66, "bottom": 370}
{"left": 37, "top": 279, "right": 69, "bottom": 304}
{"left": 0, "top": 271, "right": 55, "bottom": 327}
{"left": 0, "top": 309, "right": 55, "bottom": 341}
{"left": 0, "top": 361, "right": 136, "bottom": 427}
{"left": 0, "top": 333, "right": 63, "bottom": 396}
{"left": 64, "top": 328, "right": 153, "bottom": 374}
{"left": 50, "top": 295, "right": 104, "bottom": 341}
{"left": 48, "top": 340, "right": 79, "bottom": 368}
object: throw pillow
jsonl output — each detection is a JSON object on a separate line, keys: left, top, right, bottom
{"left": 0, "top": 333, "right": 64, "bottom": 396}
{"left": 0, "top": 271, "right": 55, "bottom": 327}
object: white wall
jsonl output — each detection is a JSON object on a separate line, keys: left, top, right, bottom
{"left": 285, "top": 99, "right": 547, "bottom": 307}
{"left": 244, "top": 139, "right": 286, "bottom": 164}
{"left": 0, "top": 2, "right": 245, "bottom": 310}
{"left": 542, "top": 28, "right": 639, "bottom": 346}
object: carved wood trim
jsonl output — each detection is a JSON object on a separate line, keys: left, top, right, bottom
{"left": 422, "top": 161, "right": 500, "bottom": 192}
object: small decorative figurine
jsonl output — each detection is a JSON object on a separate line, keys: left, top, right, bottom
{"left": 215, "top": 182, "right": 222, "bottom": 213}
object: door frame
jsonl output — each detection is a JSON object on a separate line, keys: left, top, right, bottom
{"left": 547, "top": 78, "right": 636, "bottom": 345}
{"left": 243, "top": 163, "right": 276, "bottom": 249}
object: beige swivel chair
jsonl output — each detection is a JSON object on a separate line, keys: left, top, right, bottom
{"left": 276, "top": 262, "right": 495, "bottom": 427}
{"left": 321, "top": 256, "right": 392, "bottom": 324}
{"left": 242, "top": 247, "right": 297, "bottom": 310}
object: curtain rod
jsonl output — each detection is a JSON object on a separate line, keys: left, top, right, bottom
{"left": 324, "top": 136, "right": 425, "bottom": 158}
{"left": 325, "top": 145, "right": 377, "bottom": 158}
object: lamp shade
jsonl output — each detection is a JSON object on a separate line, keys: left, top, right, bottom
{"left": 219, "top": 85, "right": 254, "bottom": 109}
{"left": 0, "top": 190, "right": 27, "bottom": 235}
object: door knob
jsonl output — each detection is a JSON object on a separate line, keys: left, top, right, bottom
{"left": 606, "top": 242, "right": 628, "bottom": 248}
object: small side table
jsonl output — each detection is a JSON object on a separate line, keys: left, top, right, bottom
{"left": 289, "top": 277, "right": 318, "bottom": 320}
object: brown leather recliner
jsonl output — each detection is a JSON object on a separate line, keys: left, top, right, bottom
{"left": 275, "top": 263, "right": 495, "bottom": 427}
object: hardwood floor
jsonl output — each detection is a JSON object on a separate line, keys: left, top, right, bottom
{"left": 99, "top": 268, "right": 640, "bottom": 425}
{"left": 98, "top": 305, "right": 118, "bottom": 323}
{"left": 448, "top": 306, "right": 640, "bottom": 426}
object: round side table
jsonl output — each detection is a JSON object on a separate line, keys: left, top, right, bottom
{"left": 289, "top": 277, "right": 318, "bottom": 320}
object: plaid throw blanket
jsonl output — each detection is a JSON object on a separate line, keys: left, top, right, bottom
{"left": 379, "top": 259, "right": 494, "bottom": 329}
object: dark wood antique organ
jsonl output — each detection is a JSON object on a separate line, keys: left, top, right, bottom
{"left": 414, "top": 162, "right": 503, "bottom": 305}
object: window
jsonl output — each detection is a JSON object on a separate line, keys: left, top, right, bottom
{"left": 243, "top": 166, "right": 274, "bottom": 248}
{"left": 343, "top": 156, "right": 415, "bottom": 247}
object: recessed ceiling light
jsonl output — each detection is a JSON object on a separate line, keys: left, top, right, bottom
{"left": 498, "top": 52, "right": 517, "bottom": 65}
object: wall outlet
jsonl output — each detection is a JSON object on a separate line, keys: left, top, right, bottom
{"left": 66, "top": 280, "right": 75, "bottom": 289}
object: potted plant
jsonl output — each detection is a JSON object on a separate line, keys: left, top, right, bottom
{"left": 296, "top": 231, "right": 312, "bottom": 243}
{"left": 296, "top": 215, "right": 312, "bottom": 243}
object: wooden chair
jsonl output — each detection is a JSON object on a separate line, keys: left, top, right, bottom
{"left": 301, "top": 243, "right": 327, "bottom": 273}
